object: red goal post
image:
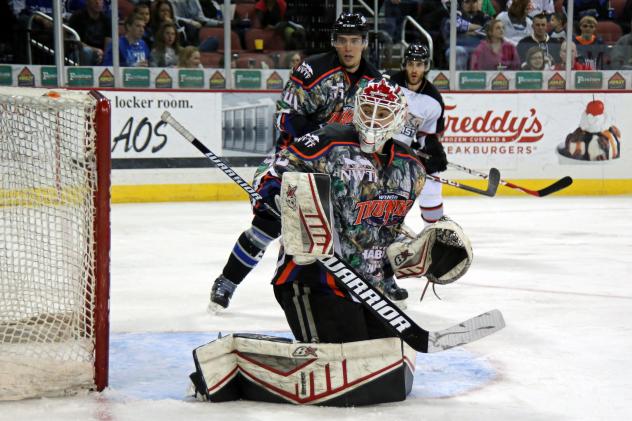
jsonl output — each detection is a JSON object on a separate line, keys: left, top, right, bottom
{"left": 0, "top": 88, "right": 111, "bottom": 400}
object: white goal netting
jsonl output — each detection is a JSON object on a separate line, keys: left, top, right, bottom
{"left": 0, "top": 88, "right": 107, "bottom": 400}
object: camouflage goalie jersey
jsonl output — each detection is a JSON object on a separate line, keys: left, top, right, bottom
{"left": 254, "top": 124, "right": 426, "bottom": 295}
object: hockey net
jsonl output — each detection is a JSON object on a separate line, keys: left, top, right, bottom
{"left": 0, "top": 88, "right": 110, "bottom": 400}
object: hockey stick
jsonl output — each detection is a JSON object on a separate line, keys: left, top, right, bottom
{"left": 161, "top": 111, "right": 505, "bottom": 353}
{"left": 418, "top": 152, "right": 572, "bottom": 197}
{"left": 426, "top": 171, "right": 500, "bottom": 197}
{"left": 449, "top": 161, "right": 573, "bottom": 197}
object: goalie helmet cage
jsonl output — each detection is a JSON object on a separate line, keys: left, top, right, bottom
{"left": 0, "top": 88, "right": 111, "bottom": 400}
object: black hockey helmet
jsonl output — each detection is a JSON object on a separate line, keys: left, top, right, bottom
{"left": 331, "top": 12, "right": 369, "bottom": 43}
{"left": 403, "top": 42, "right": 431, "bottom": 68}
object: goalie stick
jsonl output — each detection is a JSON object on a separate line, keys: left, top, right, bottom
{"left": 161, "top": 111, "right": 505, "bottom": 353}
{"left": 418, "top": 152, "right": 572, "bottom": 197}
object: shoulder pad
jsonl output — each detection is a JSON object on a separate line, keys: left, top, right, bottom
{"left": 289, "top": 124, "right": 359, "bottom": 160}
{"left": 420, "top": 80, "right": 444, "bottom": 106}
{"left": 290, "top": 52, "right": 339, "bottom": 88}
{"left": 361, "top": 58, "right": 383, "bottom": 79}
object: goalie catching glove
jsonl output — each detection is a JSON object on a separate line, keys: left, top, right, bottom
{"left": 280, "top": 172, "right": 335, "bottom": 265}
{"left": 386, "top": 216, "right": 472, "bottom": 285}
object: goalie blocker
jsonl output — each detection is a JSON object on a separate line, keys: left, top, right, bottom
{"left": 189, "top": 333, "right": 416, "bottom": 406}
{"left": 280, "top": 172, "right": 334, "bottom": 265}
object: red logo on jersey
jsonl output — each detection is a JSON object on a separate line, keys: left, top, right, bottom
{"left": 354, "top": 194, "right": 413, "bottom": 226}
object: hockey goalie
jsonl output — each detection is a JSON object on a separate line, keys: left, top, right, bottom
{"left": 188, "top": 78, "right": 473, "bottom": 406}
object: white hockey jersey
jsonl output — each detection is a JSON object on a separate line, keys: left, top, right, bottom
{"left": 391, "top": 76, "right": 445, "bottom": 150}
{"left": 390, "top": 71, "right": 447, "bottom": 224}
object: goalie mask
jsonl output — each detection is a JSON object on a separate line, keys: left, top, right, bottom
{"left": 386, "top": 216, "right": 473, "bottom": 285}
{"left": 353, "top": 78, "right": 408, "bottom": 153}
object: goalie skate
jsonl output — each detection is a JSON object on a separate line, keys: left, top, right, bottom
{"left": 208, "top": 275, "right": 237, "bottom": 313}
{"left": 383, "top": 277, "right": 408, "bottom": 309}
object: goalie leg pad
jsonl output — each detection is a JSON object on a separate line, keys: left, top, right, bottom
{"left": 280, "top": 172, "right": 334, "bottom": 263}
{"left": 191, "top": 333, "right": 416, "bottom": 406}
{"left": 387, "top": 216, "right": 473, "bottom": 284}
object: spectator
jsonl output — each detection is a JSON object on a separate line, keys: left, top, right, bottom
{"left": 150, "top": 21, "right": 181, "bottom": 67}
{"left": 442, "top": 0, "right": 491, "bottom": 49}
{"left": 575, "top": 15, "right": 604, "bottom": 68}
{"left": 178, "top": 44, "right": 202, "bottom": 67}
{"left": 496, "top": 0, "right": 533, "bottom": 45}
{"left": 171, "top": 0, "right": 221, "bottom": 28}
{"left": 470, "top": 18, "right": 521, "bottom": 69}
{"left": 609, "top": 18, "right": 632, "bottom": 69}
{"left": 199, "top": 0, "right": 222, "bottom": 21}
{"left": 553, "top": 40, "right": 593, "bottom": 69}
{"left": 618, "top": 0, "right": 632, "bottom": 33}
{"left": 506, "top": 0, "right": 555, "bottom": 17}
{"left": 417, "top": 0, "right": 450, "bottom": 68}
{"left": 67, "top": 0, "right": 112, "bottom": 65}
{"left": 565, "top": 0, "right": 609, "bottom": 20}
{"left": 382, "top": 0, "right": 422, "bottom": 41}
{"left": 287, "top": 51, "right": 302, "bottom": 69}
{"left": 133, "top": 2, "right": 154, "bottom": 48}
{"left": 254, "top": 0, "right": 306, "bottom": 50}
{"left": 522, "top": 45, "right": 546, "bottom": 68}
{"left": 171, "top": 0, "right": 222, "bottom": 45}
{"left": 0, "top": 0, "right": 17, "bottom": 63}
{"left": 480, "top": 0, "right": 496, "bottom": 16}
{"left": 14, "top": 0, "right": 55, "bottom": 64}
{"left": 517, "top": 12, "right": 561, "bottom": 68}
{"left": 549, "top": 12, "right": 567, "bottom": 40}
{"left": 103, "top": 13, "right": 150, "bottom": 67}
{"left": 151, "top": 0, "right": 188, "bottom": 45}
{"left": 441, "top": 0, "right": 491, "bottom": 69}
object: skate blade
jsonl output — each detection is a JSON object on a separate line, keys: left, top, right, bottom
{"left": 207, "top": 301, "right": 227, "bottom": 314}
{"left": 391, "top": 299, "right": 407, "bottom": 310}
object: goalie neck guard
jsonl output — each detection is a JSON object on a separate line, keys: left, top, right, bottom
{"left": 353, "top": 78, "right": 408, "bottom": 153}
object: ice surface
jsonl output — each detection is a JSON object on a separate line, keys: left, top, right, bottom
{"left": 1, "top": 196, "right": 631, "bottom": 420}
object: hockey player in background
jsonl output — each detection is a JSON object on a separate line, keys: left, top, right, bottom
{"left": 252, "top": 78, "right": 472, "bottom": 343}
{"left": 386, "top": 42, "right": 448, "bottom": 305}
{"left": 208, "top": 12, "right": 382, "bottom": 311}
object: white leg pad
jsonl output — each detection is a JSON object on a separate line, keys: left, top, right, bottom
{"left": 191, "top": 334, "right": 416, "bottom": 406}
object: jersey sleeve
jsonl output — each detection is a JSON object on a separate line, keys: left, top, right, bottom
{"left": 274, "top": 63, "right": 326, "bottom": 139}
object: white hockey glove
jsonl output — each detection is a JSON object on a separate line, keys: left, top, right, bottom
{"left": 386, "top": 216, "right": 472, "bottom": 285}
{"left": 279, "top": 172, "right": 334, "bottom": 265}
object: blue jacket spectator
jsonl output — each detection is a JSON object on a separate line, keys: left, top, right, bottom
{"left": 103, "top": 13, "right": 150, "bottom": 66}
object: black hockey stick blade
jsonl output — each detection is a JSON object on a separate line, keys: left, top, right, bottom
{"left": 427, "top": 309, "right": 505, "bottom": 353}
{"left": 534, "top": 176, "right": 573, "bottom": 197}
{"left": 501, "top": 176, "right": 573, "bottom": 197}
